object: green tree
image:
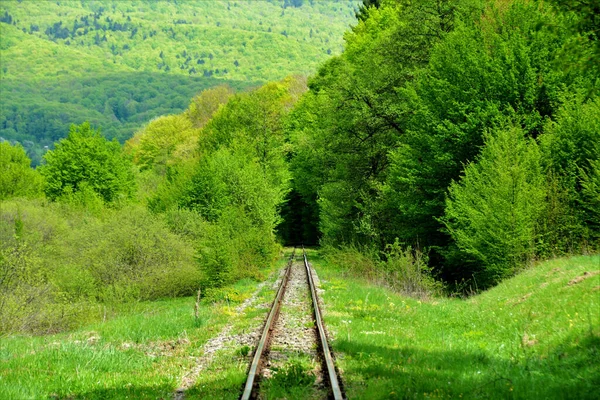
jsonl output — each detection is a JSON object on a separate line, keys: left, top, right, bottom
{"left": 551, "top": 0, "right": 600, "bottom": 84}
{"left": 40, "top": 122, "right": 135, "bottom": 203}
{"left": 355, "top": 0, "right": 381, "bottom": 22}
{"left": 0, "top": 142, "right": 42, "bottom": 200}
{"left": 290, "top": 0, "right": 472, "bottom": 248}
{"left": 186, "top": 85, "right": 235, "bottom": 129}
{"left": 383, "top": 1, "right": 577, "bottom": 282}
{"left": 540, "top": 95, "right": 600, "bottom": 249}
{"left": 442, "top": 125, "right": 545, "bottom": 287}
{"left": 125, "top": 114, "right": 197, "bottom": 171}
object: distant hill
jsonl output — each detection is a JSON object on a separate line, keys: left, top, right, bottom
{"left": 0, "top": 0, "right": 357, "bottom": 164}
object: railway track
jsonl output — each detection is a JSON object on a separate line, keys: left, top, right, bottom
{"left": 240, "top": 247, "right": 343, "bottom": 400}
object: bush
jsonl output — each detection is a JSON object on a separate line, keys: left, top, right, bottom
{"left": 0, "top": 199, "right": 201, "bottom": 334}
{"left": 0, "top": 141, "right": 43, "bottom": 200}
{"left": 381, "top": 239, "right": 441, "bottom": 298}
{"left": 323, "top": 242, "right": 440, "bottom": 298}
{"left": 197, "top": 206, "right": 278, "bottom": 288}
{"left": 0, "top": 203, "right": 92, "bottom": 334}
{"left": 442, "top": 125, "right": 545, "bottom": 287}
{"left": 75, "top": 206, "right": 202, "bottom": 302}
{"left": 322, "top": 244, "right": 380, "bottom": 280}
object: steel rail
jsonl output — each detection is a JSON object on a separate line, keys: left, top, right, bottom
{"left": 303, "top": 246, "right": 344, "bottom": 400}
{"left": 240, "top": 248, "right": 295, "bottom": 400}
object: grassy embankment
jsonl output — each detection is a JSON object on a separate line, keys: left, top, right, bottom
{"left": 311, "top": 249, "right": 600, "bottom": 399}
{"left": 0, "top": 254, "right": 290, "bottom": 399}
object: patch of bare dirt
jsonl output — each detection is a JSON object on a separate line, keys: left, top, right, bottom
{"left": 567, "top": 271, "right": 600, "bottom": 286}
{"left": 522, "top": 333, "right": 538, "bottom": 347}
{"left": 514, "top": 292, "right": 532, "bottom": 306}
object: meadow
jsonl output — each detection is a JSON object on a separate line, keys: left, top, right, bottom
{"left": 313, "top": 250, "right": 600, "bottom": 399}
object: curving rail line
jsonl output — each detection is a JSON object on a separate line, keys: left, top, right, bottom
{"left": 240, "top": 247, "right": 343, "bottom": 400}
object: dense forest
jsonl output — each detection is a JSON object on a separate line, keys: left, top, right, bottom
{"left": 285, "top": 0, "right": 600, "bottom": 290}
{"left": 1, "top": 0, "right": 599, "bottom": 338}
{"left": 0, "top": 0, "right": 357, "bottom": 165}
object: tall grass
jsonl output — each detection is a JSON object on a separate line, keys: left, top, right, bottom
{"left": 322, "top": 241, "right": 441, "bottom": 299}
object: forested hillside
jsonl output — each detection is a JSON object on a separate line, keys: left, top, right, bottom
{"left": 0, "top": 0, "right": 357, "bottom": 164}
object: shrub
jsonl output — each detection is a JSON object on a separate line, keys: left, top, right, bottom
{"left": 0, "top": 199, "right": 201, "bottom": 334}
{"left": 381, "top": 239, "right": 441, "bottom": 297}
{"left": 322, "top": 244, "right": 380, "bottom": 281}
{"left": 0, "top": 141, "right": 42, "bottom": 200}
{"left": 442, "top": 125, "right": 545, "bottom": 287}
{"left": 323, "top": 242, "right": 440, "bottom": 298}
{"left": 196, "top": 206, "right": 278, "bottom": 288}
{"left": 78, "top": 206, "right": 202, "bottom": 302}
{"left": 0, "top": 203, "right": 92, "bottom": 334}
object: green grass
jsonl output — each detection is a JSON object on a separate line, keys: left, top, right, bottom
{"left": 261, "top": 355, "right": 319, "bottom": 400}
{"left": 4, "top": 250, "right": 597, "bottom": 399}
{"left": 310, "top": 249, "right": 600, "bottom": 399}
{"left": 0, "top": 272, "right": 279, "bottom": 399}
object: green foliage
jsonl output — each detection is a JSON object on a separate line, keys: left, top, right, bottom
{"left": 550, "top": 0, "right": 600, "bottom": 84}
{"left": 0, "top": 199, "right": 201, "bottom": 334}
{"left": 0, "top": 69, "right": 249, "bottom": 166}
{"left": 540, "top": 96, "right": 600, "bottom": 249}
{"left": 288, "top": 0, "right": 597, "bottom": 288}
{"left": 125, "top": 84, "right": 236, "bottom": 172}
{"left": 580, "top": 158, "right": 600, "bottom": 235}
{"left": 381, "top": 239, "right": 441, "bottom": 297}
{"left": 79, "top": 207, "right": 202, "bottom": 302}
{"left": 0, "top": 1, "right": 356, "bottom": 160}
{"left": 40, "top": 122, "right": 136, "bottom": 203}
{"left": 186, "top": 85, "right": 235, "bottom": 129}
{"left": 323, "top": 241, "right": 440, "bottom": 297}
{"left": 1, "top": 0, "right": 356, "bottom": 82}
{"left": 196, "top": 206, "right": 278, "bottom": 288}
{"left": 385, "top": 0, "right": 571, "bottom": 255}
{"left": 145, "top": 77, "right": 304, "bottom": 288}
{"left": 442, "top": 126, "right": 545, "bottom": 287}
{"left": 355, "top": 0, "right": 381, "bottom": 22}
{"left": 126, "top": 114, "right": 197, "bottom": 171}
{"left": 289, "top": 0, "right": 484, "bottom": 248}
{"left": 183, "top": 79, "right": 305, "bottom": 286}
{"left": 0, "top": 141, "right": 42, "bottom": 199}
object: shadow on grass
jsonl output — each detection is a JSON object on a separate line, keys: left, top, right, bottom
{"left": 63, "top": 384, "right": 173, "bottom": 400}
{"left": 62, "top": 332, "right": 599, "bottom": 399}
{"left": 184, "top": 370, "right": 247, "bottom": 400}
{"left": 334, "top": 330, "right": 600, "bottom": 399}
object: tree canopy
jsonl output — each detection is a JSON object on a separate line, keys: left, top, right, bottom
{"left": 40, "top": 122, "right": 135, "bottom": 203}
